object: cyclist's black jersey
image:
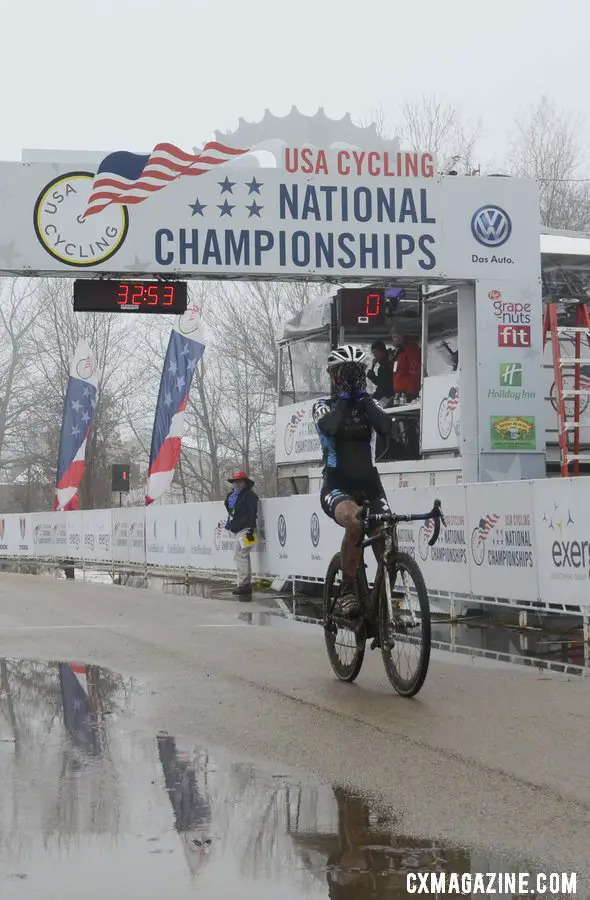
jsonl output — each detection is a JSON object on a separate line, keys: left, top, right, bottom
{"left": 312, "top": 395, "right": 392, "bottom": 481}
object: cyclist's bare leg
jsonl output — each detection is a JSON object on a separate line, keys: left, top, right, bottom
{"left": 334, "top": 500, "right": 362, "bottom": 581}
{"left": 334, "top": 500, "right": 362, "bottom": 615}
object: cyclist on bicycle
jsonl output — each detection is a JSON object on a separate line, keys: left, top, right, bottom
{"left": 313, "top": 345, "right": 393, "bottom": 617}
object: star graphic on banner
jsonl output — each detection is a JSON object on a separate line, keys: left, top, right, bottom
{"left": 246, "top": 177, "right": 263, "bottom": 195}
{"left": 218, "top": 177, "right": 235, "bottom": 194}
{"left": 71, "top": 399, "right": 82, "bottom": 413}
{"left": 189, "top": 198, "right": 206, "bottom": 217}
{"left": 81, "top": 411, "right": 90, "bottom": 424}
{"left": 71, "top": 425, "right": 81, "bottom": 437}
{"left": 82, "top": 387, "right": 91, "bottom": 398}
{"left": 181, "top": 343, "right": 190, "bottom": 356}
{"left": 218, "top": 200, "right": 234, "bottom": 217}
{"left": 246, "top": 200, "right": 263, "bottom": 218}
{"left": 90, "top": 395, "right": 97, "bottom": 408}
{"left": 187, "top": 357, "right": 198, "bottom": 373}
{"left": 176, "top": 374, "right": 186, "bottom": 391}
{"left": 164, "top": 392, "right": 173, "bottom": 406}
{"left": 168, "top": 359, "right": 178, "bottom": 376}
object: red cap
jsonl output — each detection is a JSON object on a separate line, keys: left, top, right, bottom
{"left": 229, "top": 470, "right": 249, "bottom": 482}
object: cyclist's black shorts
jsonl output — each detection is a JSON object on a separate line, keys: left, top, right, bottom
{"left": 320, "top": 468, "right": 391, "bottom": 521}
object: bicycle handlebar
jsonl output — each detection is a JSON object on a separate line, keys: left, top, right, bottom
{"left": 357, "top": 498, "right": 446, "bottom": 546}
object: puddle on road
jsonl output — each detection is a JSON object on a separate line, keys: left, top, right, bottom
{"left": 0, "top": 657, "right": 536, "bottom": 899}
{"left": 239, "top": 608, "right": 590, "bottom": 677}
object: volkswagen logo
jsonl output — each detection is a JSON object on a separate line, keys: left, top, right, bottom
{"left": 277, "top": 514, "right": 287, "bottom": 548}
{"left": 310, "top": 512, "right": 320, "bottom": 548}
{"left": 471, "top": 205, "right": 512, "bottom": 248}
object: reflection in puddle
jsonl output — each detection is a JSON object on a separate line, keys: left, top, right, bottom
{"left": 240, "top": 608, "right": 590, "bottom": 677}
{"left": 0, "top": 657, "right": 543, "bottom": 898}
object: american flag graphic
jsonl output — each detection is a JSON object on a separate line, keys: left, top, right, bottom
{"left": 83, "top": 141, "right": 248, "bottom": 218}
{"left": 145, "top": 306, "right": 205, "bottom": 505}
{"left": 478, "top": 514, "right": 500, "bottom": 542}
{"left": 55, "top": 340, "right": 99, "bottom": 511}
{"left": 287, "top": 410, "right": 306, "bottom": 435}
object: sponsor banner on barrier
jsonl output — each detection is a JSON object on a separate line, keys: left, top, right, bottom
{"left": 421, "top": 374, "right": 460, "bottom": 453}
{"left": 390, "top": 485, "right": 470, "bottom": 593}
{"left": 466, "top": 481, "right": 537, "bottom": 602}
{"left": 112, "top": 508, "right": 145, "bottom": 564}
{"left": 146, "top": 504, "right": 189, "bottom": 568}
{"left": 0, "top": 514, "right": 23, "bottom": 556}
{"left": 66, "top": 511, "right": 83, "bottom": 560}
{"left": 263, "top": 498, "right": 298, "bottom": 578}
{"left": 30, "top": 512, "right": 67, "bottom": 558}
{"left": 187, "top": 504, "right": 215, "bottom": 566}
{"left": 3, "top": 478, "right": 589, "bottom": 615}
{"left": 210, "top": 502, "right": 238, "bottom": 572}
{"left": 275, "top": 400, "right": 322, "bottom": 466}
{"left": 533, "top": 479, "right": 590, "bottom": 607}
{"left": 82, "top": 509, "right": 113, "bottom": 563}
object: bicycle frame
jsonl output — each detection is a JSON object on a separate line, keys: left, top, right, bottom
{"left": 356, "top": 500, "right": 445, "bottom": 629}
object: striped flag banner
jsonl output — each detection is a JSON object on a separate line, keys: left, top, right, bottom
{"left": 54, "top": 339, "right": 100, "bottom": 511}
{"left": 145, "top": 304, "right": 205, "bottom": 505}
{"left": 82, "top": 141, "right": 248, "bottom": 218}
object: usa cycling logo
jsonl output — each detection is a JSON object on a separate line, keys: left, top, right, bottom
{"left": 310, "top": 513, "right": 320, "bottom": 548}
{"left": 471, "top": 205, "right": 512, "bottom": 248}
{"left": 470, "top": 513, "right": 500, "bottom": 566}
{"left": 277, "top": 514, "right": 287, "bottom": 547}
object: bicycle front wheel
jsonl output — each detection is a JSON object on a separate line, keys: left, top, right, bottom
{"left": 378, "top": 552, "right": 431, "bottom": 696}
{"left": 323, "top": 552, "right": 366, "bottom": 683}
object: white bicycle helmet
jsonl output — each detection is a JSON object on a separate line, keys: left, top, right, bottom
{"left": 327, "top": 345, "right": 367, "bottom": 369}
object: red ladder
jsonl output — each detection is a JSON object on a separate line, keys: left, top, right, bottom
{"left": 543, "top": 303, "right": 590, "bottom": 476}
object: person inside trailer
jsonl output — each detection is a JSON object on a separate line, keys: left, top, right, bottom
{"left": 367, "top": 340, "right": 395, "bottom": 407}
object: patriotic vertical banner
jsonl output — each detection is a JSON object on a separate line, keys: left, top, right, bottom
{"left": 54, "top": 339, "right": 100, "bottom": 511}
{"left": 145, "top": 304, "right": 205, "bottom": 505}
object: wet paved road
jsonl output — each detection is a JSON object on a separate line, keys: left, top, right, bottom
{"left": 0, "top": 572, "right": 589, "bottom": 897}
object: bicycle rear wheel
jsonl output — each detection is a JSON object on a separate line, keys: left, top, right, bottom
{"left": 323, "top": 552, "right": 366, "bottom": 683}
{"left": 378, "top": 552, "right": 431, "bottom": 696}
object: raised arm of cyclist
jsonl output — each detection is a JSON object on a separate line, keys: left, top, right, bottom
{"left": 313, "top": 345, "right": 393, "bottom": 618}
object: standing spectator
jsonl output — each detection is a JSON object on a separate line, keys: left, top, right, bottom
{"left": 391, "top": 328, "right": 422, "bottom": 401}
{"left": 367, "top": 340, "right": 395, "bottom": 405}
{"left": 225, "top": 471, "right": 258, "bottom": 599}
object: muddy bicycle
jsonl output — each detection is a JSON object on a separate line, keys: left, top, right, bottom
{"left": 323, "top": 499, "right": 445, "bottom": 696}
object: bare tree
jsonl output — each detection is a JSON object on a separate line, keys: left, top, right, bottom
{"left": 20, "top": 280, "right": 137, "bottom": 509}
{"left": 0, "top": 279, "right": 42, "bottom": 470}
{"left": 507, "top": 96, "right": 590, "bottom": 231}
{"left": 397, "top": 95, "right": 480, "bottom": 173}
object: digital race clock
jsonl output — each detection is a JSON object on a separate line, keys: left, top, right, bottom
{"left": 73, "top": 280, "right": 188, "bottom": 314}
{"left": 337, "top": 288, "right": 387, "bottom": 329}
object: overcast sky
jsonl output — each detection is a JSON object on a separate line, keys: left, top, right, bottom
{"left": 1, "top": 0, "right": 589, "bottom": 167}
